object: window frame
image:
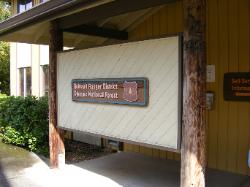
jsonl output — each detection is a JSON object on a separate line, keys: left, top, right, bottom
{"left": 19, "top": 67, "right": 32, "bottom": 97}
{"left": 40, "top": 64, "right": 49, "bottom": 96}
{"left": 40, "top": 0, "right": 49, "bottom": 4}
{"left": 17, "top": 0, "right": 33, "bottom": 13}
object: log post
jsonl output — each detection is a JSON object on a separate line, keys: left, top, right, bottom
{"left": 181, "top": 0, "right": 206, "bottom": 187}
{"left": 49, "top": 20, "right": 65, "bottom": 168}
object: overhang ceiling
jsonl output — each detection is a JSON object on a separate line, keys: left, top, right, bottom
{"left": 0, "top": 0, "right": 177, "bottom": 48}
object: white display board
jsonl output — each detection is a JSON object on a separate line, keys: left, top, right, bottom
{"left": 57, "top": 36, "right": 182, "bottom": 150}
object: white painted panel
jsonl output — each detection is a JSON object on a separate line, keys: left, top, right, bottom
{"left": 58, "top": 36, "right": 181, "bottom": 150}
{"left": 10, "top": 43, "right": 17, "bottom": 96}
{"left": 16, "top": 43, "right": 32, "bottom": 68}
{"left": 40, "top": 45, "right": 49, "bottom": 65}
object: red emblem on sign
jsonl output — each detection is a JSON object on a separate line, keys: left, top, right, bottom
{"left": 123, "top": 81, "right": 138, "bottom": 102}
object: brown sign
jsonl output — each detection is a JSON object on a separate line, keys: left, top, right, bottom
{"left": 72, "top": 78, "right": 148, "bottom": 106}
{"left": 224, "top": 72, "right": 250, "bottom": 101}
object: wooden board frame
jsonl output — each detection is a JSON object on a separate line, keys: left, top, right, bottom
{"left": 57, "top": 33, "right": 183, "bottom": 152}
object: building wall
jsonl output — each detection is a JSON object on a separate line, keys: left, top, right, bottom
{"left": 9, "top": 0, "right": 250, "bottom": 176}
{"left": 10, "top": 0, "right": 49, "bottom": 97}
{"left": 10, "top": 1, "right": 17, "bottom": 96}
{"left": 124, "top": 0, "right": 250, "bottom": 176}
{"left": 10, "top": 42, "right": 17, "bottom": 95}
{"left": 31, "top": 44, "right": 40, "bottom": 96}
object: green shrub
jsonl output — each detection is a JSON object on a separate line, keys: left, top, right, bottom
{"left": 0, "top": 93, "right": 7, "bottom": 99}
{"left": 0, "top": 96, "right": 49, "bottom": 155}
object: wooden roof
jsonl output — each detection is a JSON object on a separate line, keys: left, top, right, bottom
{"left": 0, "top": 0, "right": 177, "bottom": 48}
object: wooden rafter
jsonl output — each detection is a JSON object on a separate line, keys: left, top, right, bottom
{"left": 59, "top": 0, "right": 177, "bottom": 29}
{"left": 63, "top": 24, "right": 128, "bottom": 40}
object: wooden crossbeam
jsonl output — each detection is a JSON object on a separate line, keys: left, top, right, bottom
{"left": 63, "top": 24, "right": 128, "bottom": 40}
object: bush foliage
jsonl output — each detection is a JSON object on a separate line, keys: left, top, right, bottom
{"left": 0, "top": 93, "right": 7, "bottom": 99}
{"left": 0, "top": 96, "right": 49, "bottom": 154}
{"left": 0, "top": 2, "right": 10, "bottom": 95}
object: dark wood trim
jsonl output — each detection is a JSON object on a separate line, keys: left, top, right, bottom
{"left": 63, "top": 24, "right": 128, "bottom": 40}
{"left": 49, "top": 20, "right": 64, "bottom": 168}
{"left": 177, "top": 34, "right": 183, "bottom": 150}
{"left": 0, "top": 0, "right": 104, "bottom": 37}
{"left": 0, "top": 0, "right": 179, "bottom": 40}
{"left": 181, "top": 0, "right": 206, "bottom": 187}
{"left": 0, "top": 0, "right": 179, "bottom": 43}
{"left": 59, "top": 0, "right": 178, "bottom": 30}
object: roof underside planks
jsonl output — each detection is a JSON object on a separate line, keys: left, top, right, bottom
{"left": 0, "top": 0, "right": 178, "bottom": 48}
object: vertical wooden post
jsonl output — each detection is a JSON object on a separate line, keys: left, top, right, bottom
{"left": 181, "top": 0, "right": 206, "bottom": 187}
{"left": 49, "top": 20, "right": 65, "bottom": 168}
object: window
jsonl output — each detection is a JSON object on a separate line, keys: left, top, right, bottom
{"left": 17, "top": 0, "right": 33, "bottom": 13}
{"left": 40, "top": 65, "right": 49, "bottom": 96}
{"left": 19, "top": 67, "right": 32, "bottom": 97}
{"left": 40, "top": 0, "right": 49, "bottom": 3}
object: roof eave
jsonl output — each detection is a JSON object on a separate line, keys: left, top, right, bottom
{"left": 0, "top": 0, "right": 113, "bottom": 38}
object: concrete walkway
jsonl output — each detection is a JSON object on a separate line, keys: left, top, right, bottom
{"left": 0, "top": 141, "right": 250, "bottom": 187}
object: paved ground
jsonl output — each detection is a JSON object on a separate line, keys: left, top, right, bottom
{"left": 0, "top": 141, "right": 250, "bottom": 187}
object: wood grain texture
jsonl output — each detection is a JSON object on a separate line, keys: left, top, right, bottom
{"left": 127, "top": 0, "right": 250, "bottom": 176}
{"left": 216, "top": 0, "right": 229, "bottom": 172}
{"left": 227, "top": 0, "right": 238, "bottom": 173}
{"left": 181, "top": 0, "right": 206, "bottom": 187}
{"left": 237, "top": 0, "right": 250, "bottom": 174}
{"left": 49, "top": 20, "right": 64, "bottom": 168}
{"left": 206, "top": 0, "right": 218, "bottom": 169}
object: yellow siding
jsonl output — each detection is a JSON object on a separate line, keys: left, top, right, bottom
{"left": 126, "top": 0, "right": 250, "bottom": 176}
{"left": 11, "top": 0, "right": 17, "bottom": 15}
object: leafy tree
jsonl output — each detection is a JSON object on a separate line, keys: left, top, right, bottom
{"left": 0, "top": 1, "right": 10, "bottom": 95}
{"left": 0, "top": 1, "right": 10, "bottom": 20}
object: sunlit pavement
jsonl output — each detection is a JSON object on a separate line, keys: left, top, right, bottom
{"left": 0, "top": 141, "right": 250, "bottom": 187}
{"left": 1, "top": 162, "right": 123, "bottom": 187}
{"left": 0, "top": 140, "right": 122, "bottom": 187}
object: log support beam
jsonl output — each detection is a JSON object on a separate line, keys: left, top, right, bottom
{"left": 181, "top": 0, "right": 206, "bottom": 187}
{"left": 49, "top": 20, "right": 65, "bottom": 168}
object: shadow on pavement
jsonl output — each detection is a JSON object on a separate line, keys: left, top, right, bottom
{"left": 0, "top": 162, "right": 11, "bottom": 187}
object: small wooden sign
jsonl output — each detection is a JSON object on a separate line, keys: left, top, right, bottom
{"left": 224, "top": 72, "right": 250, "bottom": 101}
{"left": 72, "top": 78, "right": 149, "bottom": 106}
